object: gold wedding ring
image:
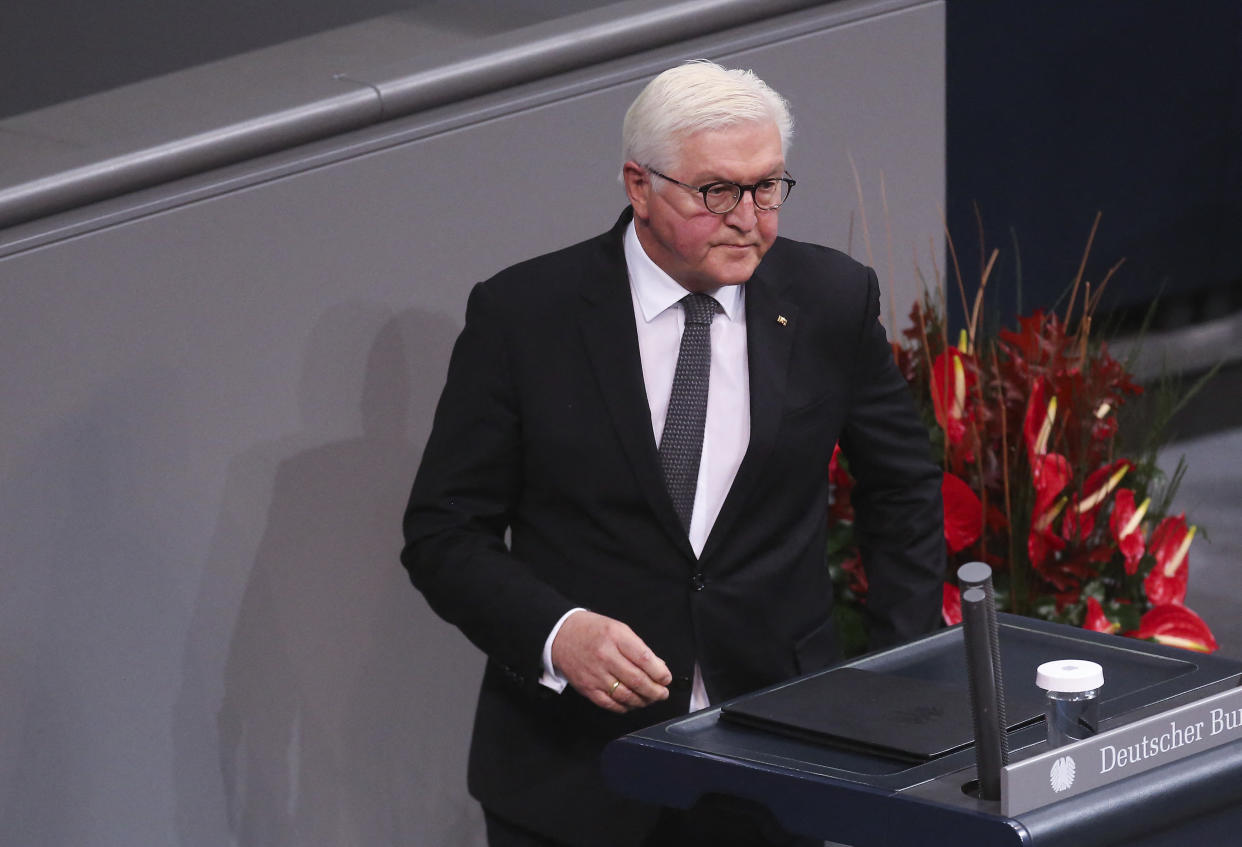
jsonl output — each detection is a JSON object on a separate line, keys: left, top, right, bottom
{"left": 609, "top": 679, "right": 621, "bottom": 696}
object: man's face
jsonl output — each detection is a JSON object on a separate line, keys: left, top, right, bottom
{"left": 625, "top": 120, "right": 784, "bottom": 293}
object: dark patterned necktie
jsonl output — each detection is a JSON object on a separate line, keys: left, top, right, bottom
{"left": 658, "top": 293, "right": 722, "bottom": 532}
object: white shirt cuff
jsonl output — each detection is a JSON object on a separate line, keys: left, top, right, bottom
{"left": 690, "top": 663, "right": 710, "bottom": 711}
{"left": 538, "top": 607, "right": 587, "bottom": 693}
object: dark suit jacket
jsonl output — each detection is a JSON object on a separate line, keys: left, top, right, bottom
{"left": 402, "top": 209, "right": 944, "bottom": 846}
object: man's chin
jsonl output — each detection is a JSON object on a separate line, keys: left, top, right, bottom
{"left": 677, "top": 257, "right": 762, "bottom": 291}
{"left": 709, "top": 258, "right": 761, "bottom": 287}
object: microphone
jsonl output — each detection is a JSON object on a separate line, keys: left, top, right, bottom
{"left": 958, "top": 561, "right": 1010, "bottom": 766}
{"left": 959, "top": 562, "right": 1008, "bottom": 801}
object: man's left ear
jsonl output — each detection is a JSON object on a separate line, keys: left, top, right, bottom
{"left": 622, "top": 161, "right": 651, "bottom": 220}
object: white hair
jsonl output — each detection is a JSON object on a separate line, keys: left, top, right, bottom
{"left": 621, "top": 60, "right": 794, "bottom": 173}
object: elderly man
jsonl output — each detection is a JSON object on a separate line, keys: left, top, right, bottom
{"left": 402, "top": 60, "right": 944, "bottom": 847}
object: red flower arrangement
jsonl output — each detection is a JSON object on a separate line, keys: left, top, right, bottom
{"left": 829, "top": 217, "right": 1218, "bottom": 654}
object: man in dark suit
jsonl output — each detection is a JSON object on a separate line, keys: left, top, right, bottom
{"left": 402, "top": 61, "right": 944, "bottom": 846}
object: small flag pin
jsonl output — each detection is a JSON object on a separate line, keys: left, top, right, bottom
{"left": 776, "top": 315, "right": 788, "bottom": 326}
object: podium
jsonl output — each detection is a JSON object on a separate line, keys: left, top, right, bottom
{"left": 603, "top": 614, "right": 1242, "bottom": 846}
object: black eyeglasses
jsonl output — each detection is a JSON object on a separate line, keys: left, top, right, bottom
{"left": 646, "top": 166, "right": 796, "bottom": 214}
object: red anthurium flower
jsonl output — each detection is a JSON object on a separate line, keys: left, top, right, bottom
{"left": 1028, "top": 492, "right": 1068, "bottom": 569}
{"left": 1128, "top": 604, "right": 1218, "bottom": 653}
{"left": 1060, "top": 495, "right": 1096, "bottom": 543}
{"left": 942, "top": 472, "right": 983, "bottom": 553}
{"left": 1144, "top": 558, "right": 1188, "bottom": 607}
{"left": 1144, "top": 515, "right": 1196, "bottom": 606}
{"left": 1062, "top": 460, "right": 1131, "bottom": 543}
{"left": 1023, "top": 377, "right": 1056, "bottom": 464}
{"left": 931, "top": 347, "right": 975, "bottom": 447}
{"left": 942, "top": 582, "right": 962, "bottom": 626}
{"left": 1077, "top": 460, "right": 1131, "bottom": 516}
{"left": 1023, "top": 377, "right": 1070, "bottom": 523}
{"left": 1109, "top": 489, "right": 1149, "bottom": 575}
{"left": 1084, "top": 597, "right": 1119, "bottom": 634}
{"left": 1031, "top": 452, "right": 1070, "bottom": 519}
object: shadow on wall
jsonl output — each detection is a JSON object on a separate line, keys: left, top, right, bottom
{"left": 172, "top": 303, "right": 487, "bottom": 846}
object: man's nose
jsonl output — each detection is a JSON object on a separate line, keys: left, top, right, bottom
{"left": 724, "top": 191, "right": 759, "bottom": 228}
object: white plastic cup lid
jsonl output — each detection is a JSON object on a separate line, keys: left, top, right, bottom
{"left": 1036, "top": 659, "right": 1104, "bottom": 693}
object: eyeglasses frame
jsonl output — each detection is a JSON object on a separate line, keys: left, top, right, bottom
{"left": 645, "top": 166, "right": 796, "bottom": 214}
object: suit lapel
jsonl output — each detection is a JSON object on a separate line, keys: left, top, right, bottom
{"left": 701, "top": 266, "right": 797, "bottom": 561}
{"left": 577, "top": 215, "right": 697, "bottom": 558}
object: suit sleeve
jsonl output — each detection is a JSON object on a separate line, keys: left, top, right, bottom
{"left": 401, "top": 281, "right": 575, "bottom": 688}
{"left": 838, "top": 268, "right": 946, "bottom": 648}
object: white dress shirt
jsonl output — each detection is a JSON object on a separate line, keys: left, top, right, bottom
{"left": 540, "top": 220, "right": 752, "bottom": 711}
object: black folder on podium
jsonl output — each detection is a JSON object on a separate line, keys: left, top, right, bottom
{"left": 719, "top": 666, "right": 1044, "bottom": 761}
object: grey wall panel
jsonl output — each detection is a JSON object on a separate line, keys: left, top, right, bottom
{"left": 0, "top": 3, "right": 943, "bottom": 845}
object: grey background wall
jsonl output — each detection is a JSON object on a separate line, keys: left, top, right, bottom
{"left": 0, "top": 2, "right": 945, "bottom": 844}
{"left": 0, "top": 0, "right": 612, "bottom": 119}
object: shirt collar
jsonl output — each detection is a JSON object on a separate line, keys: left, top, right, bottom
{"left": 624, "top": 220, "right": 744, "bottom": 323}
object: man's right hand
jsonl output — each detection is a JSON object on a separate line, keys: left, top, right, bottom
{"left": 550, "top": 610, "right": 672, "bottom": 714}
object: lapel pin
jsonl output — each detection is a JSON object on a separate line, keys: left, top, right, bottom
{"left": 776, "top": 315, "right": 788, "bottom": 326}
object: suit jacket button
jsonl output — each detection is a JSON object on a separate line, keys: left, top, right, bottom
{"left": 690, "top": 573, "right": 705, "bottom": 591}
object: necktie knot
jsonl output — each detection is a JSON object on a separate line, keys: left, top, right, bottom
{"left": 682, "top": 293, "right": 721, "bottom": 326}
